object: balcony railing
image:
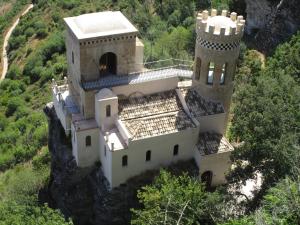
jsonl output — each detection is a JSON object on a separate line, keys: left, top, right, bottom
{"left": 81, "top": 59, "right": 194, "bottom": 91}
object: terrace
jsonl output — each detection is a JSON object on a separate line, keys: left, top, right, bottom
{"left": 81, "top": 59, "right": 194, "bottom": 91}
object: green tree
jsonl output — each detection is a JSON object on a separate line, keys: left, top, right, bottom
{"left": 0, "top": 201, "right": 72, "bottom": 225}
{"left": 228, "top": 33, "right": 300, "bottom": 206}
{"left": 131, "top": 170, "right": 223, "bottom": 225}
{"left": 221, "top": 176, "right": 300, "bottom": 225}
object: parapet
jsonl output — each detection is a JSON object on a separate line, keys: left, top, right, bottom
{"left": 196, "top": 9, "right": 245, "bottom": 40}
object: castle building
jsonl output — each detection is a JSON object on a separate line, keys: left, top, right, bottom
{"left": 51, "top": 10, "right": 245, "bottom": 188}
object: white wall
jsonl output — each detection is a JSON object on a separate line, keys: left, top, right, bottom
{"left": 71, "top": 125, "right": 100, "bottom": 167}
{"left": 194, "top": 148, "right": 232, "bottom": 186}
{"left": 112, "top": 77, "right": 179, "bottom": 97}
{"left": 109, "top": 127, "right": 199, "bottom": 187}
{"left": 95, "top": 91, "right": 118, "bottom": 131}
{"left": 99, "top": 132, "right": 113, "bottom": 185}
{"left": 198, "top": 113, "right": 226, "bottom": 135}
{"left": 52, "top": 92, "right": 71, "bottom": 135}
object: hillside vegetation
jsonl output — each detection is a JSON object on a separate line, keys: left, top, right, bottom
{"left": 0, "top": 0, "right": 299, "bottom": 224}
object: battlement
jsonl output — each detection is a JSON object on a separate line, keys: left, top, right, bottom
{"left": 196, "top": 9, "right": 245, "bottom": 40}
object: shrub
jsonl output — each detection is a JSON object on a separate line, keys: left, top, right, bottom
{"left": 15, "top": 106, "right": 30, "bottom": 120}
{"left": 32, "top": 147, "right": 50, "bottom": 170}
{"left": 0, "top": 115, "right": 8, "bottom": 131}
{"left": 34, "top": 21, "right": 48, "bottom": 38}
{"left": 33, "top": 124, "right": 48, "bottom": 148}
{"left": 24, "top": 27, "right": 35, "bottom": 38}
{"left": 60, "top": 0, "right": 78, "bottom": 10}
{"left": 8, "top": 35, "right": 26, "bottom": 51}
{"left": 6, "top": 97, "right": 23, "bottom": 117}
{"left": 36, "top": 28, "right": 48, "bottom": 38}
{"left": 6, "top": 64, "right": 22, "bottom": 80}
{"left": 40, "top": 67, "right": 54, "bottom": 85}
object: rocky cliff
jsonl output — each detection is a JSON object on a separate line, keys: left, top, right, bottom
{"left": 242, "top": 0, "right": 300, "bottom": 54}
{"left": 42, "top": 103, "right": 198, "bottom": 225}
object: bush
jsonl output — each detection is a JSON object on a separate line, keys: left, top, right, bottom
{"left": 6, "top": 97, "right": 23, "bottom": 117}
{"left": 6, "top": 64, "right": 22, "bottom": 80}
{"left": 8, "top": 35, "right": 26, "bottom": 51}
{"left": 33, "top": 124, "right": 48, "bottom": 148}
{"left": 0, "top": 201, "right": 72, "bottom": 225}
{"left": 24, "top": 27, "right": 35, "bottom": 38}
{"left": 0, "top": 115, "right": 8, "bottom": 131}
{"left": 32, "top": 147, "right": 50, "bottom": 170}
{"left": 34, "top": 21, "right": 48, "bottom": 38}
{"left": 15, "top": 106, "right": 30, "bottom": 120}
{"left": 60, "top": 0, "right": 78, "bottom": 10}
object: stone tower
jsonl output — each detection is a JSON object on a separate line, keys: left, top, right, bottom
{"left": 193, "top": 9, "right": 245, "bottom": 125}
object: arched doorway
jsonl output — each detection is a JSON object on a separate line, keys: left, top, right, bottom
{"left": 99, "top": 52, "right": 117, "bottom": 76}
{"left": 201, "top": 171, "right": 213, "bottom": 189}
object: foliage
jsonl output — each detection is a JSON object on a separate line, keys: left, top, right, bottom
{"left": 228, "top": 33, "right": 300, "bottom": 206}
{"left": 0, "top": 201, "right": 72, "bottom": 225}
{"left": 221, "top": 176, "right": 300, "bottom": 225}
{"left": 131, "top": 170, "right": 223, "bottom": 225}
{"left": 0, "top": 0, "right": 30, "bottom": 44}
{"left": 0, "top": 164, "right": 71, "bottom": 225}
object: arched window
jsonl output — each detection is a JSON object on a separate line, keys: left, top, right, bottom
{"left": 201, "top": 171, "right": 213, "bottom": 189}
{"left": 146, "top": 150, "right": 151, "bottom": 162}
{"left": 220, "top": 64, "right": 226, "bottom": 85}
{"left": 106, "top": 105, "right": 111, "bottom": 117}
{"left": 86, "top": 135, "right": 91, "bottom": 147}
{"left": 207, "top": 62, "right": 214, "bottom": 85}
{"left": 122, "top": 155, "right": 128, "bottom": 167}
{"left": 99, "top": 52, "right": 117, "bottom": 76}
{"left": 195, "top": 57, "right": 202, "bottom": 80}
{"left": 173, "top": 145, "right": 179, "bottom": 156}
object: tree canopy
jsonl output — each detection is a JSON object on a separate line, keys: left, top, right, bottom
{"left": 131, "top": 170, "right": 224, "bottom": 225}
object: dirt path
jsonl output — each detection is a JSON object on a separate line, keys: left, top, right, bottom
{"left": 0, "top": 4, "right": 33, "bottom": 80}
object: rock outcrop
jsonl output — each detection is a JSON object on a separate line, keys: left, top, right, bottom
{"left": 42, "top": 103, "right": 199, "bottom": 225}
{"left": 243, "top": 0, "right": 300, "bottom": 54}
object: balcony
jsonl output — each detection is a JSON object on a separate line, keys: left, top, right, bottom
{"left": 81, "top": 59, "right": 194, "bottom": 91}
{"left": 52, "top": 78, "right": 80, "bottom": 134}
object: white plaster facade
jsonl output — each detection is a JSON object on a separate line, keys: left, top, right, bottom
{"left": 51, "top": 10, "right": 245, "bottom": 189}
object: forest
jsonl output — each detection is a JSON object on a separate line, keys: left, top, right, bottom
{"left": 0, "top": 0, "right": 299, "bottom": 224}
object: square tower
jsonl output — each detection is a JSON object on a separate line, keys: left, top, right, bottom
{"left": 64, "top": 11, "right": 144, "bottom": 118}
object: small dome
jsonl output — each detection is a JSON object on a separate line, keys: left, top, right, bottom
{"left": 96, "top": 88, "right": 117, "bottom": 100}
{"left": 207, "top": 16, "right": 236, "bottom": 34}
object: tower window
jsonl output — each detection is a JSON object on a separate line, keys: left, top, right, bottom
{"left": 99, "top": 52, "right": 117, "bottom": 76}
{"left": 104, "top": 145, "right": 107, "bottom": 157}
{"left": 106, "top": 105, "right": 111, "bottom": 117}
{"left": 122, "top": 155, "right": 128, "bottom": 167}
{"left": 207, "top": 62, "right": 214, "bottom": 85}
{"left": 146, "top": 150, "right": 151, "bottom": 162}
{"left": 220, "top": 64, "right": 226, "bottom": 85}
{"left": 86, "top": 135, "right": 91, "bottom": 147}
{"left": 195, "top": 57, "right": 201, "bottom": 80}
{"left": 72, "top": 51, "right": 74, "bottom": 64}
{"left": 173, "top": 145, "right": 179, "bottom": 156}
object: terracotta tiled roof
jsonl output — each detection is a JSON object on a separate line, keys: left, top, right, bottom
{"left": 119, "top": 90, "right": 183, "bottom": 120}
{"left": 124, "top": 111, "right": 196, "bottom": 140}
{"left": 197, "top": 132, "right": 234, "bottom": 155}
{"left": 180, "top": 88, "right": 224, "bottom": 117}
{"left": 119, "top": 90, "right": 196, "bottom": 140}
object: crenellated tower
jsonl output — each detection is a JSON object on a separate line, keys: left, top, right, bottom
{"left": 193, "top": 9, "right": 245, "bottom": 127}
